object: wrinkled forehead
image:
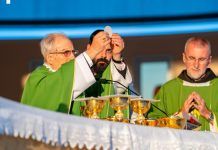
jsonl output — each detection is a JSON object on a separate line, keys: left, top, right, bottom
{"left": 185, "top": 40, "right": 211, "bottom": 52}
{"left": 185, "top": 43, "right": 211, "bottom": 57}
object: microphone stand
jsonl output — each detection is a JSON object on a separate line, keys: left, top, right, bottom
{"left": 100, "top": 79, "right": 168, "bottom": 117}
{"left": 68, "top": 91, "right": 74, "bottom": 115}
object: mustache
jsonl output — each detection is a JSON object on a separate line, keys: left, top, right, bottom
{"left": 91, "top": 58, "right": 110, "bottom": 75}
{"left": 95, "top": 58, "right": 110, "bottom": 64}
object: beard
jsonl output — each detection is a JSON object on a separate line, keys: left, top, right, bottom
{"left": 187, "top": 68, "right": 206, "bottom": 80}
{"left": 92, "top": 58, "right": 110, "bottom": 76}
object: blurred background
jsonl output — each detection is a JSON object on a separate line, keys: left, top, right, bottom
{"left": 1, "top": 0, "right": 218, "bottom": 101}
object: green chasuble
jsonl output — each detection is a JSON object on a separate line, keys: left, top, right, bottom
{"left": 72, "top": 64, "right": 130, "bottom": 119}
{"left": 148, "top": 77, "right": 218, "bottom": 131}
{"left": 21, "top": 60, "right": 75, "bottom": 113}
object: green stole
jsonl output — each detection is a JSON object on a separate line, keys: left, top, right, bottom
{"left": 21, "top": 60, "right": 75, "bottom": 113}
{"left": 72, "top": 64, "right": 129, "bottom": 119}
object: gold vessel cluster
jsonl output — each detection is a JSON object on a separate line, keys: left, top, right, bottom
{"left": 76, "top": 95, "right": 186, "bottom": 129}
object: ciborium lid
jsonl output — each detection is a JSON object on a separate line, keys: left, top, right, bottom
{"left": 99, "top": 94, "right": 141, "bottom": 99}
{"left": 75, "top": 97, "right": 108, "bottom": 101}
{"left": 130, "top": 98, "right": 160, "bottom": 102}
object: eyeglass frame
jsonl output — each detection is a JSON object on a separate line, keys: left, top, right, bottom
{"left": 184, "top": 53, "right": 211, "bottom": 64}
{"left": 50, "top": 49, "right": 79, "bottom": 57}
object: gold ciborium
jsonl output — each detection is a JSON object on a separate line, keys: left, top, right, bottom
{"left": 158, "top": 117, "right": 186, "bottom": 129}
{"left": 102, "top": 94, "right": 140, "bottom": 121}
{"left": 76, "top": 97, "right": 106, "bottom": 119}
{"left": 130, "top": 98, "right": 159, "bottom": 124}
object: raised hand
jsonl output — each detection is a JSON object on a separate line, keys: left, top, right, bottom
{"left": 87, "top": 32, "right": 111, "bottom": 60}
{"left": 111, "top": 33, "right": 125, "bottom": 61}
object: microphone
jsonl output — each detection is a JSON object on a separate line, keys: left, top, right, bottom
{"left": 99, "top": 78, "right": 169, "bottom": 117}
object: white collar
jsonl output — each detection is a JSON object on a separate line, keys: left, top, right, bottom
{"left": 43, "top": 63, "right": 56, "bottom": 72}
{"left": 183, "top": 80, "right": 210, "bottom": 87}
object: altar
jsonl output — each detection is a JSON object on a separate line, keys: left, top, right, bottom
{"left": 1, "top": 96, "right": 218, "bottom": 149}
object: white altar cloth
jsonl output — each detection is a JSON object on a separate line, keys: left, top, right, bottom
{"left": 0, "top": 96, "right": 218, "bottom": 149}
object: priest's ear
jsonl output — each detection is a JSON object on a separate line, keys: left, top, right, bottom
{"left": 182, "top": 52, "right": 186, "bottom": 63}
{"left": 87, "top": 44, "right": 90, "bottom": 50}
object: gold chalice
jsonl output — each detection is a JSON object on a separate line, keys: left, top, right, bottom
{"left": 76, "top": 97, "right": 107, "bottom": 119}
{"left": 102, "top": 94, "right": 140, "bottom": 121}
{"left": 130, "top": 98, "right": 159, "bottom": 124}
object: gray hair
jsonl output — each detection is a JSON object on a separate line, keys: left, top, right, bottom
{"left": 40, "top": 33, "right": 68, "bottom": 58}
{"left": 184, "top": 37, "right": 211, "bottom": 55}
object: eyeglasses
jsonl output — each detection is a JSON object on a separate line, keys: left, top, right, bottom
{"left": 185, "top": 54, "right": 210, "bottom": 64}
{"left": 50, "top": 49, "right": 79, "bottom": 57}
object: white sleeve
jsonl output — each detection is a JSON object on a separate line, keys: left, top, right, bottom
{"left": 73, "top": 52, "right": 96, "bottom": 99}
{"left": 110, "top": 60, "right": 132, "bottom": 94}
{"left": 112, "top": 61, "right": 126, "bottom": 70}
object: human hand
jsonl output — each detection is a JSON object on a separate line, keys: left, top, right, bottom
{"left": 192, "top": 92, "right": 211, "bottom": 119}
{"left": 181, "top": 92, "right": 196, "bottom": 114}
{"left": 87, "top": 32, "right": 111, "bottom": 59}
{"left": 111, "top": 33, "right": 124, "bottom": 61}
